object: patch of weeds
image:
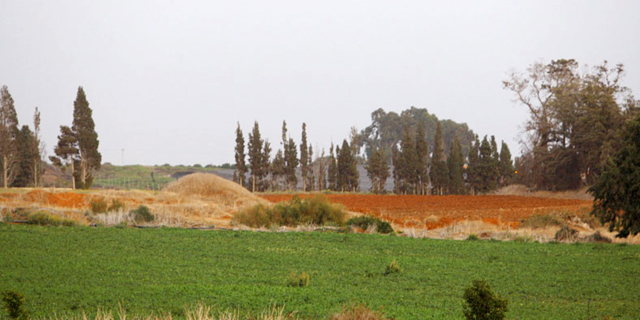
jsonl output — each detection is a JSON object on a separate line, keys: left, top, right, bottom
{"left": 287, "top": 271, "right": 310, "bottom": 287}
{"left": 555, "top": 226, "right": 578, "bottom": 242}
{"left": 26, "top": 211, "right": 75, "bottom": 227}
{"left": 130, "top": 205, "right": 154, "bottom": 223}
{"left": 330, "top": 304, "right": 390, "bottom": 320}
{"left": 466, "top": 234, "right": 480, "bottom": 241}
{"left": 1, "top": 290, "right": 29, "bottom": 320}
{"left": 90, "top": 198, "right": 108, "bottom": 214}
{"left": 384, "top": 259, "right": 401, "bottom": 276}
{"left": 522, "top": 213, "right": 567, "bottom": 229}
{"left": 108, "top": 199, "right": 125, "bottom": 212}
{"left": 514, "top": 235, "right": 534, "bottom": 243}
{"left": 346, "top": 216, "right": 394, "bottom": 234}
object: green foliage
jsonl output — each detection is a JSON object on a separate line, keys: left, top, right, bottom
{"left": 384, "top": 259, "right": 401, "bottom": 276}
{"left": 26, "top": 211, "right": 75, "bottom": 227}
{"left": 234, "top": 122, "right": 247, "bottom": 188}
{"left": 430, "top": 121, "right": 449, "bottom": 195}
{"left": 1, "top": 290, "right": 29, "bottom": 320}
{"left": 463, "top": 280, "right": 508, "bottom": 320}
{"left": 12, "top": 125, "right": 37, "bottom": 188}
{"left": 0, "top": 225, "right": 639, "bottom": 319}
{"left": 0, "top": 85, "right": 19, "bottom": 189}
{"left": 590, "top": 112, "right": 640, "bottom": 237}
{"left": 107, "top": 199, "right": 125, "bottom": 212}
{"left": 346, "top": 216, "right": 394, "bottom": 234}
{"left": 447, "top": 135, "right": 464, "bottom": 194}
{"left": 130, "top": 205, "right": 154, "bottom": 223}
{"left": 466, "top": 234, "right": 480, "bottom": 241}
{"left": 233, "top": 195, "right": 346, "bottom": 227}
{"left": 364, "top": 147, "right": 389, "bottom": 194}
{"left": 288, "top": 271, "right": 310, "bottom": 287}
{"left": 337, "top": 140, "right": 358, "bottom": 192}
{"left": 90, "top": 199, "right": 108, "bottom": 214}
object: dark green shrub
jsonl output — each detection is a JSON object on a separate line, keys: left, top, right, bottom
{"left": 130, "top": 205, "right": 154, "bottom": 223}
{"left": 1, "top": 290, "right": 29, "bottom": 320}
{"left": 90, "top": 199, "right": 108, "bottom": 214}
{"left": 346, "top": 216, "right": 394, "bottom": 234}
{"left": 384, "top": 259, "right": 401, "bottom": 276}
{"left": 287, "top": 271, "right": 310, "bottom": 287}
{"left": 107, "top": 200, "right": 125, "bottom": 212}
{"left": 467, "top": 234, "right": 480, "bottom": 241}
{"left": 462, "top": 280, "right": 508, "bottom": 320}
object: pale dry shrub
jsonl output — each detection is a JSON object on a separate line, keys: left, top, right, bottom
{"left": 329, "top": 305, "right": 389, "bottom": 320}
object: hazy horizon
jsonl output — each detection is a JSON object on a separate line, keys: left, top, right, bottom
{"left": 2, "top": 1, "right": 639, "bottom": 166}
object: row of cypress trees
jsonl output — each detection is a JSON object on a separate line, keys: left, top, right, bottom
{"left": 366, "top": 121, "right": 514, "bottom": 195}
{"left": 234, "top": 121, "right": 360, "bottom": 192}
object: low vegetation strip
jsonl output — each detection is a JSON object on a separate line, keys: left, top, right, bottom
{"left": 1, "top": 225, "right": 639, "bottom": 319}
{"left": 260, "top": 194, "right": 592, "bottom": 229}
{"left": 232, "top": 195, "right": 346, "bottom": 227}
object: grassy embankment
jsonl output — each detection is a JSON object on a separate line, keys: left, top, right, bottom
{"left": 0, "top": 225, "right": 638, "bottom": 320}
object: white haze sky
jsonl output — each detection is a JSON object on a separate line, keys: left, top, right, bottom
{"left": 1, "top": 1, "right": 639, "bottom": 166}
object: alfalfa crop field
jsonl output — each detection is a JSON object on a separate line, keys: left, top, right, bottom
{"left": 1, "top": 174, "right": 640, "bottom": 319}
{"left": 1, "top": 224, "right": 640, "bottom": 320}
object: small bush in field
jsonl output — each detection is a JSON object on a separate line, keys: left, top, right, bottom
{"left": 26, "top": 212, "right": 75, "bottom": 227}
{"left": 555, "top": 226, "right": 578, "bottom": 242}
{"left": 130, "top": 205, "right": 154, "bottom": 223}
{"left": 107, "top": 199, "right": 125, "bottom": 212}
{"left": 463, "top": 280, "right": 508, "bottom": 320}
{"left": 467, "top": 234, "right": 480, "bottom": 241}
{"left": 90, "top": 199, "right": 108, "bottom": 214}
{"left": 1, "top": 290, "right": 29, "bottom": 320}
{"left": 384, "top": 259, "right": 401, "bottom": 276}
{"left": 287, "top": 271, "right": 310, "bottom": 287}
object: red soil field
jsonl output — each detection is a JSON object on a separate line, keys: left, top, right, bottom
{"left": 260, "top": 194, "right": 592, "bottom": 229}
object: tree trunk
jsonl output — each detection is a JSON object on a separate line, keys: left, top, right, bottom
{"left": 33, "top": 163, "right": 38, "bottom": 188}
{"left": 252, "top": 173, "right": 256, "bottom": 192}
{"left": 71, "top": 161, "right": 76, "bottom": 190}
{"left": 2, "top": 155, "right": 7, "bottom": 188}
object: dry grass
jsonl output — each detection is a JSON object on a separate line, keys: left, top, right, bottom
{"left": 43, "top": 304, "right": 296, "bottom": 320}
{"left": 493, "top": 184, "right": 593, "bottom": 201}
{"left": 329, "top": 305, "right": 390, "bottom": 320}
{"left": 0, "top": 174, "right": 269, "bottom": 228}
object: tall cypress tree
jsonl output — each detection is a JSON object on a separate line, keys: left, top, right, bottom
{"left": 247, "top": 121, "right": 264, "bottom": 192}
{"left": 498, "top": 141, "right": 514, "bottom": 186}
{"left": 300, "top": 123, "right": 309, "bottom": 191}
{"left": 415, "top": 122, "right": 429, "bottom": 195}
{"left": 399, "top": 125, "right": 417, "bottom": 194}
{"left": 467, "top": 135, "right": 481, "bottom": 194}
{"left": 328, "top": 143, "right": 337, "bottom": 191}
{"left": 447, "top": 136, "right": 464, "bottom": 194}
{"left": 430, "top": 121, "right": 449, "bottom": 195}
{"left": 32, "top": 107, "right": 43, "bottom": 187}
{"left": 306, "top": 145, "right": 314, "bottom": 191}
{"left": 477, "top": 135, "right": 495, "bottom": 193}
{"left": 234, "top": 123, "right": 247, "bottom": 188}
{"left": 285, "top": 138, "right": 298, "bottom": 190}
{"left": 270, "top": 149, "right": 285, "bottom": 191}
{"left": 261, "top": 140, "right": 271, "bottom": 191}
{"left": 365, "top": 147, "right": 389, "bottom": 194}
{"left": 13, "top": 125, "right": 36, "bottom": 187}
{"left": 72, "top": 87, "right": 101, "bottom": 189}
{"left": 317, "top": 148, "right": 326, "bottom": 191}
{"left": 0, "top": 85, "right": 19, "bottom": 188}
{"left": 337, "top": 139, "right": 358, "bottom": 192}
{"left": 391, "top": 144, "right": 400, "bottom": 194}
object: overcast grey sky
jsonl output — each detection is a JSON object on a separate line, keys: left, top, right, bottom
{"left": 1, "top": 0, "right": 639, "bottom": 166}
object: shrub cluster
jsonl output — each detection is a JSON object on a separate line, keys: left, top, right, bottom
{"left": 233, "top": 195, "right": 346, "bottom": 228}
{"left": 26, "top": 212, "right": 76, "bottom": 227}
{"left": 346, "top": 216, "right": 394, "bottom": 234}
{"left": 384, "top": 259, "right": 401, "bottom": 276}
{"left": 130, "top": 205, "right": 154, "bottom": 223}
{"left": 90, "top": 199, "right": 108, "bottom": 214}
{"left": 521, "top": 213, "right": 567, "bottom": 229}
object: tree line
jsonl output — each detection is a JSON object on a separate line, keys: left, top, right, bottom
{"left": 234, "top": 121, "right": 359, "bottom": 192}
{"left": 234, "top": 116, "right": 513, "bottom": 195}
{"left": 0, "top": 85, "right": 101, "bottom": 190}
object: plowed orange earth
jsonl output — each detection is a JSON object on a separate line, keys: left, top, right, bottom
{"left": 260, "top": 194, "right": 592, "bottom": 229}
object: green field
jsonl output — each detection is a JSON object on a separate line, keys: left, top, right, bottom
{"left": 0, "top": 225, "right": 638, "bottom": 319}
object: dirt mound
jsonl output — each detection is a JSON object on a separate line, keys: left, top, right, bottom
{"left": 22, "top": 189, "right": 88, "bottom": 208}
{"left": 162, "top": 173, "right": 267, "bottom": 207}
